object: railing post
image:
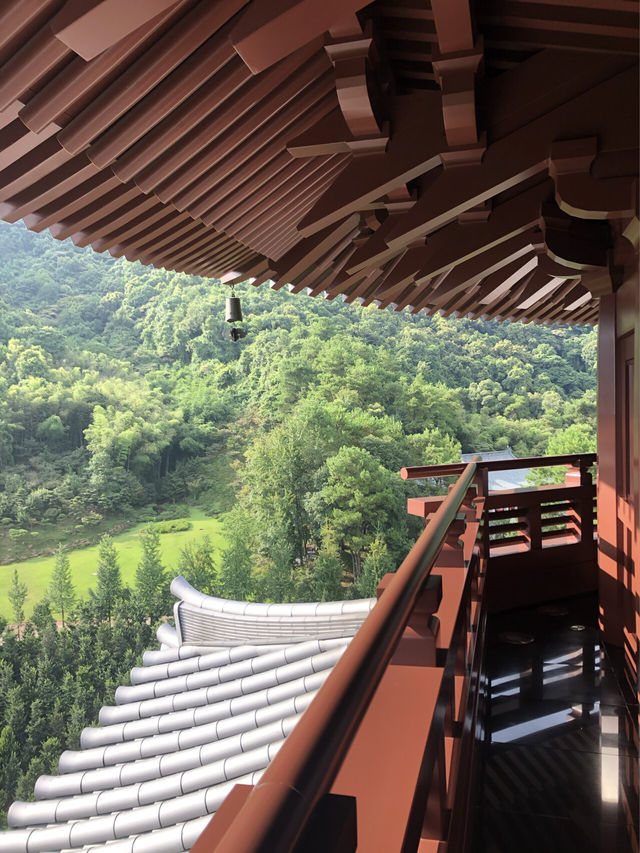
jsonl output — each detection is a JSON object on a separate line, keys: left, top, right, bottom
{"left": 475, "top": 465, "right": 489, "bottom": 499}
{"left": 475, "top": 466, "right": 491, "bottom": 562}
{"left": 565, "top": 461, "right": 595, "bottom": 545}
{"left": 579, "top": 465, "right": 594, "bottom": 546}
{"left": 421, "top": 729, "right": 448, "bottom": 843}
{"left": 376, "top": 573, "right": 442, "bottom": 666}
{"left": 579, "top": 458, "right": 593, "bottom": 488}
{"left": 527, "top": 496, "right": 542, "bottom": 551}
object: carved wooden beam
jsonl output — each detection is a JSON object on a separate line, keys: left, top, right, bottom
{"left": 431, "top": 0, "right": 473, "bottom": 54}
{"left": 347, "top": 213, "right": 428, "bottom": 274}
{"left": 469, "top": 269, "right": 538, "bottom": 321}
{"left": 383, "top": 66, "right": 636, "bottom": 253}
{"left": 542, "top": 200, "right": 613, "bottom": 272}
{"left": 562, "top": 284, "right": 591, "bottom": 311}
{"left": 535, "top": 253, "right": 582, "bottom": 279}
{"left": 304, "top": 262, "right": 345, "bottom": 298}
{"left": 572, "top": 302, "right": 600, "bottom": 325}
{"left": 400, "top": 272, "right": 449, "bottom": 313}
{"left": 322, "top": 18, "right": 390, "bottom": 153}
{"left": 417, "top": 233, "right": 538, "bottom": 310}
{"left": 364, "top": 245, "right": 431, "bottom": 296}
{"left": 541, "top": 284, "right": 592, "bottom": 324}
{"left": 549, "top": 137, "right": 638, "bottom": 220}
{"left": 483, "top": 50, "right": 634, "bottom": 140}
{"left": 365, "top": 252, "right": 424, "bottom": 307}
{"left": 431, "top": 0, "right": 483, "bottom": 150}
{"left": 288, "top": 230, "right": 355, "bottom": 292}
{"left": 299, "top": 56, "right": 635, "bottom": 239}
{"left": 470, "top": 254, "right": 541, "bottom": 307}
{"left": 446, "top": 277, "right": 504, "bottom": 318}
{"left": 219, "top": 258, "right": 273, "bottom": 288}
{"left": 432, "top": 253, "right": 539, "bottom": 308}
{"left": 343, "top": 269, "right": 384, "bottom": 303}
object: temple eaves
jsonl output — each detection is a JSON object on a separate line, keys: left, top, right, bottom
{"left": 0, "top": 0, "right": 638, "bottom": 326}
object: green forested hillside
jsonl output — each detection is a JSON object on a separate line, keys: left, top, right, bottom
{"left": 0, "top": 221, "right": 597, "bottom": 820}
{"left": 0, "top": 220, "right": 596, "bottom": 598}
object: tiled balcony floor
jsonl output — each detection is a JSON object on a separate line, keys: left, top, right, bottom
{"left": 475, "top": 594, "right": 639, "bottom": 853}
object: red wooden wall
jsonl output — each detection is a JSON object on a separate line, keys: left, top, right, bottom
{"left": 597, "top": 252, "right": 639, "bottom": 700}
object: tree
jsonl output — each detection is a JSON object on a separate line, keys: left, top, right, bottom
{"left": 92, "top": 535, "right": 122, "bottom": 623}
{"left": 357, "top": 534, "right": 395, "bottom": 598}
{"left": 15, "top": 737, "right": 61, "bottom": 802}
{"left": 316, "top": 446, "right": 406, "bottom": 579}
{"left": 0, "top": 724, "right": 20, "bottom": 813}
{"left": 243, "top": 416, "right": 321, "bottom": 566}
{"left": 580, "top": 328, "right": 598, "bottom": 371}
{"left": 7, "top": 569, "right": 27, "bottom": 635}
{"left": 135, "top": 527, "right": 168, "bottom": 622}
{"left": 546, "top": 422, "right": 597, "bottom": 456}
{"left": 35, "top": 414, "right": 65, "bottom": 448}
{"left": 527, "top": 423, "right": 597, "bottom": 485}
{"left": 177, "top": 535, "right": 217, "bottom": 595}
{"left": 263, "top": 523, "right": 295, "bottom": 603}
{"left": 48, "top": 545, "right": 75, "bottom": 627}
{"left": 65, "top": 701, "right": 87, "bottom": 750}
{"left": 30, "top": 599, "right": 55, "bottom": 634}
{"left": 313, "top": 533, "right": 345, "bottom": 602}
{"left": 218, "top": 506, "right": 255, "bottom": 601}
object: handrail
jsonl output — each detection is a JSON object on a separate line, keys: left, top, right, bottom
{"left": 206, "top": 458, "right": 479, "bottom": 853}
{"left": 401, "top": 452, "right": 597, "bottom": 480}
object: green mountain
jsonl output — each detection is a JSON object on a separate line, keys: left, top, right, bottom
{"left": 0, "top": 220, "right": 595, "bottom": 585}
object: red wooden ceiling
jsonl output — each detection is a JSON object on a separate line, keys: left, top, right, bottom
{"left": 0, "top": 0, "right": 638, "bottom": 325}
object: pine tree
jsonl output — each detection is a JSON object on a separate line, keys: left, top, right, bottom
{"left": 15, "top": 754, "right": 46, "bottom": 802}
{"left": 48, "top": 545, "right": 75, "bottom": 628}
{"left": 92, "top": 534, "right": 122, "bottom": 623}
{"left": 0, "top": 724, "right": 20, "bottom": 813}
{"left": 7, "top": 568, "right": 27, "bottom": 635}
{"left": 357, "top": 534, "right": 394, "bottom": 598}
{"left": 218, "top": 507, "right": 254, "bottom": 601}
{"left": 65, "top": 701, "right": 86, "bottom": 750}
{"left": 135, "top": 527, "right": 167, "bottom": 622}
{"left": 314, "top": 545, "right": 345, "bottom": 602}
{"left": 264, "top": 526, "right": 294, "bottom": 603}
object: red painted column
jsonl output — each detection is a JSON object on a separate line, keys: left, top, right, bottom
{"left": 597, "top": 293, "right": 619, "bottom": 644}
{"left": 597, "top": 266, "right": 639, "bottom": 698}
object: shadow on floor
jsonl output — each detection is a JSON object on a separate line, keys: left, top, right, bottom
{"left": 473, "top": 593, "right": 639, "bottom": 853}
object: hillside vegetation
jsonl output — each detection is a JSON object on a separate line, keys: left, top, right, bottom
{"left": 0, "top": 220, "right": 596, "bottom": 604}
{"left": 0, "top": 509, "right": 225, "bottom": 621}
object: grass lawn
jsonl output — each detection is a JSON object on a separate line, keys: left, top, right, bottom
{"left": 0, "top": 508, "right": 227, "bottom": 621}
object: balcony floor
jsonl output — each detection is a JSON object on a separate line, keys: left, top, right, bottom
{"left": 474, "top": 593, "right": 639, "bottom": 853}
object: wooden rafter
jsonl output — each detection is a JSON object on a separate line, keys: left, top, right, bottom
{"left": 0, "top": 0, "right": 635, "bottom": 326}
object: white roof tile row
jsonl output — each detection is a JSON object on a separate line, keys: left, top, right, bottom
{"left": 0, "top": 580, "right": 375, "bottom": 853}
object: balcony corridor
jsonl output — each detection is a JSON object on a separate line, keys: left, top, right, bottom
{"left": 475, "top": 594, "right": 639, "bottom": 853}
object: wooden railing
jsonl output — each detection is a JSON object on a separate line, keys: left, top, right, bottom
{"left": 193, "top": 453, "right": 597, "bottom": 853}
{"left": 400, "top": 453, "right": 596, "bottom": 484}
{"left": 193, "top": 458, "right": 486, "bottom": 853}
{"left": 402, "top": 452, "right": 598, "bottom": 613}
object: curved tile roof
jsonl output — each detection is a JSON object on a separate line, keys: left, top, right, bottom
{"left": 171, "top": 576, "right": 375, "bottom": 645}
{"left": 0, "top": 581, "right": 376, "bottom": 853}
